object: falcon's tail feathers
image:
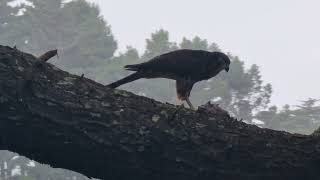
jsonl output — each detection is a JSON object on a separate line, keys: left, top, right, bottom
{"left": 106, "top": 72, "right": 142, "bottom": 88}
{"left": 124, "top": 64, "right": 140, "bottom": 71}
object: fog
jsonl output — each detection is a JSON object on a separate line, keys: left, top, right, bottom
{"left": 1, "top": 0, "right": 320, "bottom": 179}
{"left": 90, "top": 0, "right": 320, "bottom": 106}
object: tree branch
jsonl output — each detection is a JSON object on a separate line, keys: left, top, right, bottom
{"left": 37, "top": 49, "right": 58, "bottom": 62}
{"left": 0, "top": 45, "right": 319, "bottom": 180}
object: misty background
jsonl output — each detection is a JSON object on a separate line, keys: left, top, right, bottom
{"left": 89, "top": 0, "right": 320, "bottom": 107}
{"left": 0, "top": 0, "right": 320, "bottom": 179}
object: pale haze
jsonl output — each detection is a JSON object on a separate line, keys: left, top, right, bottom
{"left": 94, "top": 0, "right": 320, "bottom": 107}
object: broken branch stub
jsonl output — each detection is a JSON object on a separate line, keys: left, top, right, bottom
{"left": 38, "top": 49, "right": 58, "bottom": 62}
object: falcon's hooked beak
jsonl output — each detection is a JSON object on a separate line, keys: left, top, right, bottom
{"left": 225, "top": 67, "right": 229, "bottom": 72}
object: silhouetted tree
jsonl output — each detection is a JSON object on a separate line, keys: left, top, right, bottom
{"left": 142, "top": 29, "right": 178, "bottom": 60}
{"left": 0, "top": 0, "right": 117, "bottom": 75}
{"left": 180, "top": 36, "right": 208, "bottom": 50}
{"left": 0, "top": 151, "right": 90, "bottom": 180}
{"left": 257, "top": 99, "right": 320, "bottom": 134}
{"left": 255, "top": 106, "right": 278, "bottom": 127}
{"left": 97, "top": 46, "right": 140, "bottom": 84}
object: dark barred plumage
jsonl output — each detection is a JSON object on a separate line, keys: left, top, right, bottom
{"left": 106, "top": 49, "right": 231, "bottom": 109}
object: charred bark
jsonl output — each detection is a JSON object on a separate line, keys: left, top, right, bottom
{"left": 0, "top": 45, "right": 319, "bottom": 180}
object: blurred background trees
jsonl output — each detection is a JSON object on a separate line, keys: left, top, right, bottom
{"left": 0, "top": 0, "right": 320, "bottom": 178}
{"left": 0, "top": 0, "right": 117, "bottom": 77}
{"left": 255, "top": 98, "right": 320, "bottom": 134}
{"left": 0, "top": 151, "right": 90, "bottom": 180}
{"left": 0, "top": 0, "right": 19, "bottom": 28}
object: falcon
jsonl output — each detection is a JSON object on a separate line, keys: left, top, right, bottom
{"left": 106, "top": 49, "right": 231, "bottom": 109}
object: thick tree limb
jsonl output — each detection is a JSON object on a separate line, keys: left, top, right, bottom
{"left": 0, "top": 45, "right": 319, "bottom": 180}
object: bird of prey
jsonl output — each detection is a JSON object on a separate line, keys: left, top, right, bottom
{"left": 106, "top": 49, "right": 231, "bottom": 109}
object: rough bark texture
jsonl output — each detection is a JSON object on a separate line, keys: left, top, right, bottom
{"left": 0, "top": 45, "right": 319, "bottom": 180}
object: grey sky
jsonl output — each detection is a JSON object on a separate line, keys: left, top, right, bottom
{"left": 88, "top": 0, "right": 320, "bottom": 107}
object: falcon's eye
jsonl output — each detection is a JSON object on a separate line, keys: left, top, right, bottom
{"left": 223, "top": 57, "right": 230, "bottom": 65}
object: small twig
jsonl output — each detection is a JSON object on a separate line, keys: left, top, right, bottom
{"left": 75, "top": 74, "right": 85, "bottom": 83}
{"left": 38, "top": 49, "right": 58, "bottom": 62}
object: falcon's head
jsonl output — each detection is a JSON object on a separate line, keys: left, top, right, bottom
{"left": 212, "top": 51, "right": 231, "bottom": 72}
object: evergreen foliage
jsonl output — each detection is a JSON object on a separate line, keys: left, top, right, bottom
{"left": 256, "top": 98, "right": 320, "bottom": 134}
{"left": 0, "top": 0, "right": 117, "bottom": 75}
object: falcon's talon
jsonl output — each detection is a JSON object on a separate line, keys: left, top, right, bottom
{"left": 186, "top": 98, "right": 195, "bottom": 110}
